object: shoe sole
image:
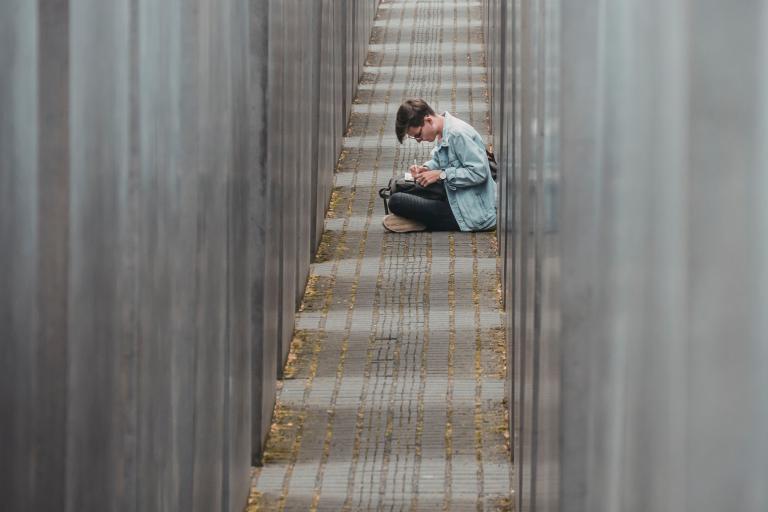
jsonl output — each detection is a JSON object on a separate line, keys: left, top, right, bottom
{"left": 382, "top": 215, "right": 426, "bottom": 233}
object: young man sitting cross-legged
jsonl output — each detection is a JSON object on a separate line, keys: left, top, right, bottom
{"left": 382, "top": 98, "right": 497, "bottom": 233}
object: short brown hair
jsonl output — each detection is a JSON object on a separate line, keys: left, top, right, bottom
{"left": 395, "top": 98, "right": 435, "bottom": 143}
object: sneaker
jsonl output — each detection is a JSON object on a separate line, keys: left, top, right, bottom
{"left": 382, "top": 214, "right": 427, "bottom": 233}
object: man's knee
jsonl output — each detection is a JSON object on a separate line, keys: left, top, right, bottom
{"left": 388, "top": 192, "right": 408, "bottom": 215}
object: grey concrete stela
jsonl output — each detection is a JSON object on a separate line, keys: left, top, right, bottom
{"left": 0, "top": 1, "right": 377, "bottom": 511}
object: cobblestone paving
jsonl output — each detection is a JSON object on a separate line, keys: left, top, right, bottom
{"left": 247, "top": 1, "right": 513, "bottom": 510}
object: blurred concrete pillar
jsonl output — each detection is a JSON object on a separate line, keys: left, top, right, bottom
{"left": 489, "top": 0, "right": 768, "bottom": 510}
{"left": 0, "top": 1, "right": 377, "bottom": 509}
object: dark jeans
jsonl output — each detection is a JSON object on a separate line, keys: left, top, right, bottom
{"left": 388, "top": 191, "right": 460, "bottom": 231}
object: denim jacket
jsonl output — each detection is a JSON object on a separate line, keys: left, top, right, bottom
{"left": 423, "top": 112, "right": 497, "bottom": 231}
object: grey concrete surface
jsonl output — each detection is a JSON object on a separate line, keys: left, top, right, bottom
{"left": 271, "top": 0, "right": 378, "bottom": 378}
{"left": 486, "top": 0, "right": 562, "bottom": 509}
{"left": 247, "top": 1, "right": 514, "bottom": 510}
{"left": 0, "top": 1, "right": 375, "bottom": 511}
{"left": 487, "top": 0, "right": 768, "bottom": 511}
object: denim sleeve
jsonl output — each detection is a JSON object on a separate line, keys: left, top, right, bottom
{"left": 423, "top": 146, "right": 440, "bottom": 170}
{"left": 443, "top": 132, "right": 489, "bottom": 190}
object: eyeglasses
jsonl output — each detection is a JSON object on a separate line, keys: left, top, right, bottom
{"left": 407, "top": 125, "right": 424, "bottom": 141}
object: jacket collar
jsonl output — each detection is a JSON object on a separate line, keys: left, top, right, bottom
{"left": 437, "top": 111, "right": 454, "bottom": 147}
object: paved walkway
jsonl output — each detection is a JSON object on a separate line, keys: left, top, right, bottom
{"left": 248, "top": 1, "right": 513, "bottom": 510}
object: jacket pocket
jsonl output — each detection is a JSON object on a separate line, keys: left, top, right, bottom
{"left": 474, "top": 188, "right": 491, "bottom": 209}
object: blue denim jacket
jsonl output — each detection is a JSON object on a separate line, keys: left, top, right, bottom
{"left": 423, "top": 112, "right": 497, "bottom": 231}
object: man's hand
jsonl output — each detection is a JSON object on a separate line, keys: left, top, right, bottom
{"left": 415, "top": 169, "right": 443, "bottom": 186}
{"left": 409, "top": 164, "right": 430, "bottom": 176}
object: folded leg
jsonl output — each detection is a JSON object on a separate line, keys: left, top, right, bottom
{"left": 388, "top": 192, "right": 460, "bottom": 231}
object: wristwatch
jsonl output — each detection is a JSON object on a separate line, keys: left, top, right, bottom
{"left": 439, "top": 170, "right": 447, "bottom": 181}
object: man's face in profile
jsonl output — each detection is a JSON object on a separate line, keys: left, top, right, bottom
{"left": 406, "top": 115, "right": 438, "bottom": 143}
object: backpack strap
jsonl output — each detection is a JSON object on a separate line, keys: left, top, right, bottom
{"left": 378, "top": 186, "right": 391, "bottom": 214}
